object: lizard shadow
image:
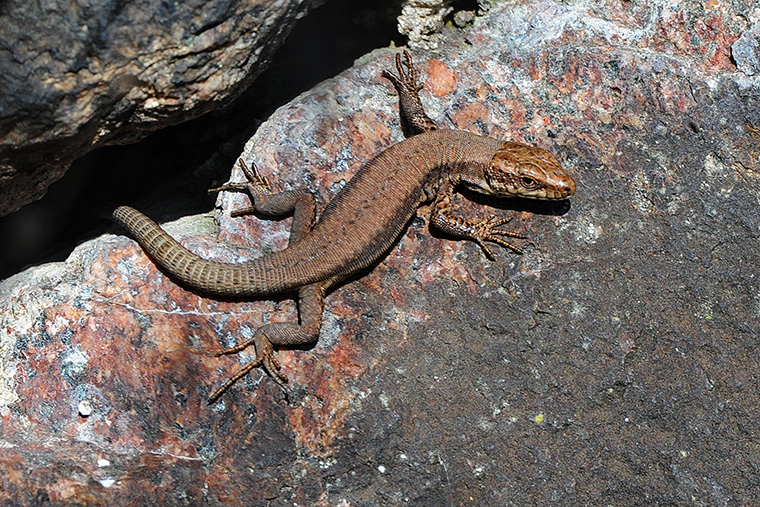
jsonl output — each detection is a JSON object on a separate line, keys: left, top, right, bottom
{"left": 456, "top": 187, "right": 573, "bottom": 216}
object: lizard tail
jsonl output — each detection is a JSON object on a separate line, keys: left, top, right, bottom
{"left": 110, "top": 205, "right": 284, "bottom": 297}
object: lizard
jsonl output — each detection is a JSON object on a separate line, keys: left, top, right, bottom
{"left": 109, "top": 51, "right": 576, "bottom": 402}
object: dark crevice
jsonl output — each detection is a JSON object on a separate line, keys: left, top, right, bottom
{"left": 0, "top": 0, "right": 404, "bottom": 280}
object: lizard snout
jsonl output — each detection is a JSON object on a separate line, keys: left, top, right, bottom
{"left": 551, "top": 174, "right": 576, "bottom": 200}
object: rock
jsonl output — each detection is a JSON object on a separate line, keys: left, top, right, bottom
{"left": 733, "top": 23, "right": 760, "bottom": 76}
{"left": 397, "top": 0, "right": 453, "bottom": 49}
{"left": 2, "top": 0, "right": 760, "bottom": 504}
{"left": 0, "top": 0, "right": 317, "bottom": 216}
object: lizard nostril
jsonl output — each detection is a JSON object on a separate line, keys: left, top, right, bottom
{"left": 563, "top": 178, "right": 576, "bottom": 197}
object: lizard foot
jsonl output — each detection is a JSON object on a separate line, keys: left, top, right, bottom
{"left": 469, "top": 214, "right": 527, "bottom": 258}
{"left": 382, "top": 49, "right": 423, "bottom": 94}
{"left": 208, "top": 159, "right": 273, "bottom": 217}
{"left": 208, "top": 331, "right": 288, "bottom": 403}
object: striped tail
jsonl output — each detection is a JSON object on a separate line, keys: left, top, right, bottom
{"left": 110, "top": 206, "right": 282, "bottom": 296}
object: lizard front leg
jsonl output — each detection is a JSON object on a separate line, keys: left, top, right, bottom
{"left": 208, "top": 283, "right": 326, "bottom": 402}
{"left": 209, "top": 158, "right": 317, "bottom": 243}
{"left": 382, "top": 50, "right": 438, "bottom": 138}
{"left": 430, "top": 183, "right": 527, "bottom": 258}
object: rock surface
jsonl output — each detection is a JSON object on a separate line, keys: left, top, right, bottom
{"left": 0, "top": 0, "right": 315, "bottom": 216}
{"left": 397, "top": 0, "right": 453, "bottom": 49}
{"left": 2, "top": 0, "right": 760, "bottom": 504}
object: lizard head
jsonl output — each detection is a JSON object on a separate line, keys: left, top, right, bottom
{"left": 472, "top": 142, "right": 576, "bottom": 200}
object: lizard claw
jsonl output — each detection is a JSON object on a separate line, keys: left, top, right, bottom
{"left": 208, "top": 159, "right": 272, "bottom": 195}
{"left": 237, "top": 159, "right": 272, "bottom": 194}
{"left": 382, "top": 49, "right": 423, "bottom": 94}
{"left": 471, "top": 214, "right": 527, "bottom": 257}
{"left": 208, "top": 159, "right": 274, "bottom": 218}
{"left": 208, "top": 331, "right": 288, "bottom": 403}
{"left": 473, "top": 214, "right": 515, "bottom": 230}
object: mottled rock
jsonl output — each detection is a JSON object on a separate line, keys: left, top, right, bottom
{"left": 733, "top": 22, "right": 760, "bottom": 76}
{"left": 0, "top": 0, "right": 316, "bottom": 216}
{"left": 2, "top": 0, "right": 760, "bottom": 504}
{"left": 397, "top": 0, "right": 453, "bottom": 49}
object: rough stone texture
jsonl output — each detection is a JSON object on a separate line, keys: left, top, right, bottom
{"left": 0, "top": 0, "right": 316, "bottom": 216}
{"left": 397, "top": 0, "right": 453, "bottom": 49}
{"left": 2, "top": 0, "right": 760, "bottom": 504}
{"left": 733, "top": 22, "right": 760, "bottom": 75}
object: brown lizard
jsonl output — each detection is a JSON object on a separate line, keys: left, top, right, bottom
{"left": 110, "top": 51, "right": 576, "bottom": 402}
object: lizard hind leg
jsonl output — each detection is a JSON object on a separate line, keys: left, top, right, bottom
{"left": 382, "top": 50, "right": 438, "bottom": 137}
{"left": 208, "top": 284, "right": 326, "bottom": 403}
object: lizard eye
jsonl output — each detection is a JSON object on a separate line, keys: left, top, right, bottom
{"left": 520, "top": 176, "right": 537, "bottom": 188}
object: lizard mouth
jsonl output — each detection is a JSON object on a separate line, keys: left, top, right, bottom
{"left": 533, "top": 177, "right": 576, "bottom": 200}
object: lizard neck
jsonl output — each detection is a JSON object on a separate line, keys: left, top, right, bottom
{"left": 415, "top": 130, "right": 504, "bottom": 202}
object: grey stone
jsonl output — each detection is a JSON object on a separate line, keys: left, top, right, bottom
{"left": 0, "top": 0, "right": 317, "bottom": 216}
